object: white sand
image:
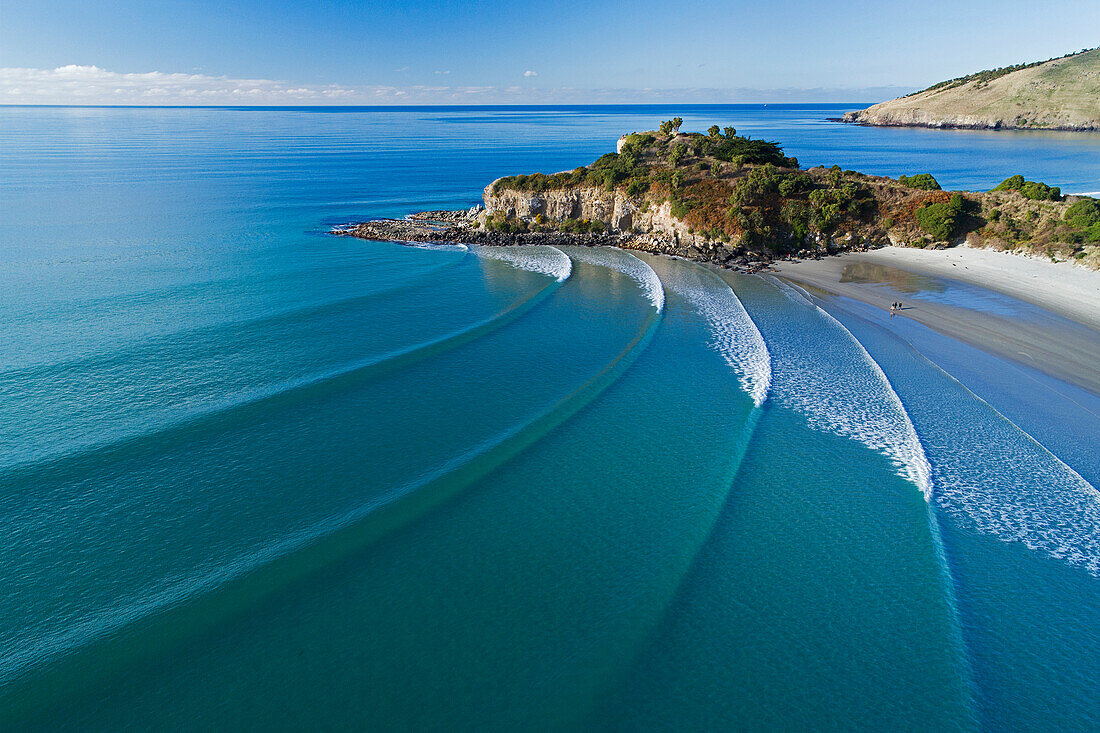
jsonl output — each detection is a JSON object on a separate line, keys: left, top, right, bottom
{"left": 791, "top": 245, "right": 1100, "bottom": 331}
{"left": 771, "top": 245, "right": 1100, "bottom": 395}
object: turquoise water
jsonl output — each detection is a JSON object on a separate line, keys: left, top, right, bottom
{"left": 1, "top": 105, "right": 1098, "bottom": 730}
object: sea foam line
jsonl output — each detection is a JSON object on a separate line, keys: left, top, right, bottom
{"left": 792, "top": 280, "right": 1100, "bottom": 575}
{"left": 562, "top": 247, "right": 664, "bottom": 311}
{"left": 663, "top": 263, "right": 770, "bottom": 406}
{"left": 871, "top": 326, "right": 1100, "bottom": 576}
{"left": 767, "top": 277, "right": 932, "bottom": 499}
{"left": 475, "top": 244, "right": 572, "bottom": 282}
{"left": 404, "top": 241, "right": 469, "bottom": 253}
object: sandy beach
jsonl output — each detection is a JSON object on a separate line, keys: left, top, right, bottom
{"left": 772, "top": 245, "right": 1100, "bottom": 395}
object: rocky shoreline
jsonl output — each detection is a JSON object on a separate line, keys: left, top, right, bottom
{"left": 333, "top": 212, "right": 828, "bottom": 273}
{"left": 839, "top": 111, "right": 1100, "bottom": 132}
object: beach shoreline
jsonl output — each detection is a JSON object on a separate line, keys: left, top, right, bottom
{"left": 771, "top": 245, "right": 1100, "bottom": 395}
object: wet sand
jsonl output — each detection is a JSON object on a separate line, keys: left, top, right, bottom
{"left": 771, "top": 246, "right": 1100, "bottom": 396}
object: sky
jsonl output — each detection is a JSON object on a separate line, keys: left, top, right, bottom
{"left": 1, "top": 0, "right": 1098, "bottom": 105}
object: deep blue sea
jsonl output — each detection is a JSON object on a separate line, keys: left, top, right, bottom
{"left": 1, "top": 104, "right": 1099, "bottom": 730}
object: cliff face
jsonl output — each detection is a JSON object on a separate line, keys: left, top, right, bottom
{"left": 843, "top": 48, "right": 1100, "bottom": 131}
{"left": 488, "top": 183, "right": 704, "bottom": 246}
{"left": 481, "top": 179, "right": 896, "bottom": 264}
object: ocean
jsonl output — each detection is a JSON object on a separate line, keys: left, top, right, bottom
{"left": 1, "top": 104, "right": 1098, "bottom": 730}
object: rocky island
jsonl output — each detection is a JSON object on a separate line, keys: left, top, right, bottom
{"left": 337, "top": 121, "right": 1100, "bottom": 269}
{"left": 842, "top": 47, "right": 1100, "bottom": 131}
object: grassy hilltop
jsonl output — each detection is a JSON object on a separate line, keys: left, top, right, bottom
{"left": 482, "top": 121, "right": 1100, "bottom": 267}
{"left": 843, "top": 48, "right": 1100, "bottom": 131}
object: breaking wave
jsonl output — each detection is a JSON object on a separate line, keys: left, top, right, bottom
{"left": 661, "top": 262, "right": 770, "bottom": 406}
{"left": 560, "top": 247, "right": 664, "bottom": 311}
{"left": 475, "top": 245, "right": 572, "bottom": 282}
{"left": 764, "top": 278, "right": 932, "bottom": 498}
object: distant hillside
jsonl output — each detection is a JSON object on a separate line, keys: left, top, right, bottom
{"left": 843, "top": 48, "right": 1100, "bottom": 131}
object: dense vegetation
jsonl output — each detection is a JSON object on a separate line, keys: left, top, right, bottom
{"left": 491, "top": 122, "right": 794, "bottom": 197}
{"left": 1063, "top": 198, "right": 1100, "bottom": 243}
{"left": 485, "top": 121, "right": 1097, "bottom": 266}
{"left": 992, "top": 174, "right": 1062, "bottom": 201}
{"left": 898, "top": 173, "right": 941, "bottom": 191}
{"left": 915, "top": 194, "right": 966, "bottom": 240}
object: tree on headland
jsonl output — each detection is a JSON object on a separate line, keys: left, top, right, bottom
{"left": 707, "top": 125, "right": 721, "bottom": 138}
{"left": 723, "top": 126, "right": 736, "bottom": 139}
{"left": 660, "top": 117, "right": 684, "bottom": 135}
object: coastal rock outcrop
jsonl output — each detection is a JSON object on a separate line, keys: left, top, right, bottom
{"left": 484, "top": 180, "right": 726, "bottom": 254}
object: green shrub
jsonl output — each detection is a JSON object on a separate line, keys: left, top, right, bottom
{"left": 781, "top": 200, "right": 811, "bottom": 243}
{"left": 993, "top": 174, "right": 1026, "bottom": 192}
{"left": 915, "top": 194, "right": 965, "bottom": 240}
{"left": 621, "top": 133, "right": 656, "bottom": 154}
{"left": 658, "top": 117, "right": 683, "bottom": 135}
{"left": 898, "top": 173, "right": 942, "bottom": 191}
{"left": 711, "top": 136, "right": 786, "bottom": 166}
{"left": 707, "top": 125, "right": 721, "bottom": 138}
{"left": 1065, "top": 198, "right": 1100, "bottom": 227}
{"left": 1064, "top": 198, "right": 1100, "bottom": 242}
{"left": 1020, "top": 181, "right": 1061, "bottom": 201}
{"left": 777, "top": 173, "right": 814, "bottom": 197}
{"left": 993, "top": 174, "right": 1061, "bottom": 201}
{"left": 626, "top": 177, "right": 649, "bottom": 196}
{"left": 669, "top": 143, "right": 688, "bottom": 166}
{"left": 669, "top": 199, "right": 691, "bottom": 219}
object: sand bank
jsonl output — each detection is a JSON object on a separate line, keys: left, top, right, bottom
{"left": 772, "top": 246, "right": 1100, "bottom": 395}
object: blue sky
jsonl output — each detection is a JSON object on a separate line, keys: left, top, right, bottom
{"left": 1, "top": 0, "right": 1097, "bottom": 104}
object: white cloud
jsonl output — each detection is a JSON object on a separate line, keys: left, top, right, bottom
{"left": 0, "top": 64, "right": 912, "bottom": 106}
{"left": 0, "top": 65, "right": 359, "bottom": 105}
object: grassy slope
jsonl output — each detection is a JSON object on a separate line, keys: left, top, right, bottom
{"left": 847, "top": 48, "right": 1100, "bottom": 130}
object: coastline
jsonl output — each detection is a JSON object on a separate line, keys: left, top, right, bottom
{"left": 337, "top": 212, "right": 1100, "bottom": 394}
{"left": 771, "top": 245, "right": 1100, "bottom": 395}
{"left": 838, "top": 116, "right": 1100, "bottom": 132}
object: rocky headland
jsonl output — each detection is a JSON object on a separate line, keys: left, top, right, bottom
{"left": 842, "top": 47, "right": 1100, "bottom": 131}
{"left": 337, "top": 122, "right": 1100, "bottom": 270}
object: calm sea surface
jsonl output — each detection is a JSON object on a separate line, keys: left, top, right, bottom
{"left": 1, "top": 105, "right": 1099, "bottom": 730}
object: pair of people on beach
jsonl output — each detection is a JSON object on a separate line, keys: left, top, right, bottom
{"left": 890, "top": 300, "right": 903, "bottom": 316}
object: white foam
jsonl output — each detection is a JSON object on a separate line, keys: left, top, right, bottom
{"left": 765, "top": 277, "right": 933, "bottom": 499}
{"left": 404, "top": 242, "right": 469, "bottom": 253}
{"left": 663, "top": 264, "right": 771, "bottom": 407}
{"left": 900, "top": 357, "right": 1100, "bottom": 576}
{"left": 564, "top": 247, "right": 665, "bottom": 311}
{"left": 475, "top": 245, "right": 572, "bottom": 282}
{"left": 773, "top": 278, "right": 1100, "bottom": 575}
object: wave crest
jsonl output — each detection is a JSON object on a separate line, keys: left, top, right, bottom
{"left": 475, "top": 245, "right": 571, "bottom": 282}
{"left": 766, "top": 278, "right": 932, "bottom": 498}
{"left": 561, "top": 247, "right": 664, "bottom": 311}
{"left": 663, "top": 263, "right": 771, "bottom": 406}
